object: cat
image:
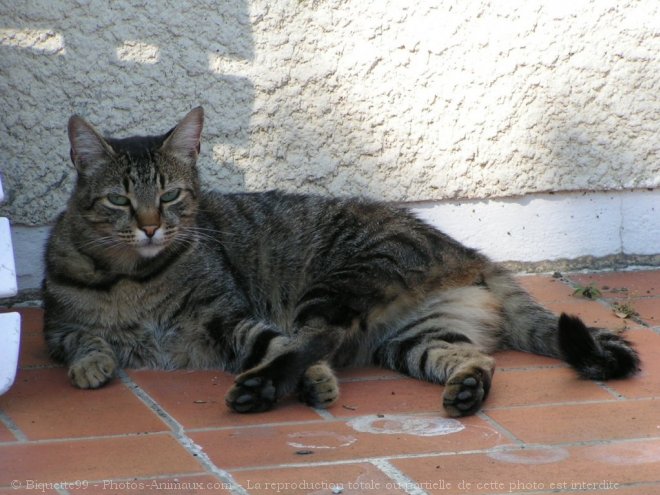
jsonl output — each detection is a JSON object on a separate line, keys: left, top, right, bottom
{"left": 43, "top": 107, "right": 640, "bottom": 416}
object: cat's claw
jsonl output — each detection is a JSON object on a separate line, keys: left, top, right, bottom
{"left": 226, "top": 375, "right": 277, "bottom": 413}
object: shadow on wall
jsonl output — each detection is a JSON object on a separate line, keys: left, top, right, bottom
{"left": 0, "top": 1, "right": 253, "bottom": 225}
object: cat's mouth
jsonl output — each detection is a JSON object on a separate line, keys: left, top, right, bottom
{"left": 133, "top": 231, "right": 168, "bottom": 258}
{"left": 136, "top": 242, "right": 166, "bottom": 258}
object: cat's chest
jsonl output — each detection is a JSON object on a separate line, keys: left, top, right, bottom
{"left": 75, "top": 277, "right": 169, "bottom": 328}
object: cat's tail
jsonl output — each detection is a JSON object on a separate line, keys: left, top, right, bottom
{"left": 485, "top": 268, "right": 640, "bottom": 381}
{"left": 557, "top": 313, "right": 640, "bottom": 380}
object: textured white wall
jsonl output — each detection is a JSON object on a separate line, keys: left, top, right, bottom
{"left": 0, "top": 0, "right": 658, "bottom": 225}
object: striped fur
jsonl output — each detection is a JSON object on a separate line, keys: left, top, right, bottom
{"left": 43, "top": 108, "right": 640, "bottom": 416}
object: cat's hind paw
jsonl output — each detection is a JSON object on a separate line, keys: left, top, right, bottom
{"left": 225, "top": 375, "right": 277, "bottom": 413}
{"left": 298, "top": 363, "right": 339, "bottom": 408}
{"left": 68, "top": 352, "right": 117, "bottom": 389}
{"left": 442, "top": 363, "right": 494, "bottom": 417}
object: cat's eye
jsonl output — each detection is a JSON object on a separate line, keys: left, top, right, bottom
{"left": 107, "top": 194, "right": 130, "bottom": 206}
{"left": 160, "top": 189, "right": 181, "bottom": 203}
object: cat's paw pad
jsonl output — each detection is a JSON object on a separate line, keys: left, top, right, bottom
{"left": 443, "top": 366, "right": 493, "bottom": 417}
{"left": 68, "top": 353, "right": 117, "bottom": 389}
{"left": 298, "top": 363, "right": 339, "bottom": 408}
{"left": 226, "top": 375, "right": 277, "bottom": 413}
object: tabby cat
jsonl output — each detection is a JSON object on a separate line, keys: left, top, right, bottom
{"left": 43, "top": 107, "right": 640, "bottom": 416}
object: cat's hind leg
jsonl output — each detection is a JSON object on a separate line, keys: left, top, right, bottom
{"left": 372, "top": 286, "right": 501, "bottom": 417}
{"left": 225, "top": 321, "right": 341, "bottom": 413}
{"left": 376, "top": 336, "right": 496, "bottom": 416}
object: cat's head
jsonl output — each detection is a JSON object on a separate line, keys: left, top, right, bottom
{"left": 67, "top": 107, "right": 204, "bottom": 260}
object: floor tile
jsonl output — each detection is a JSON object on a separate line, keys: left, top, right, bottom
{"left": 544, "top": 299, "right": 626, "bottom": 329}
{"left": 0, "top": 368, "right": 168, "bottom": 440}
{"left": 0, "top": 308, "right": 54, "bottom": 369}
{"left": 191, "top": 414, "right": 505, "bottom": 470}
{"left": 129, "top": 370, "right": 322, "bottom": 430}
{"left": 485, "top": 367, "right": 615, "bottom": 409}
{"left": 330, "top": 378, "right": 442, "bottom": 417}
{"left": 393, "top": 438, "right": 660, "bottom": 495}
{"left": 233, "top": 463, "right": 408, "bottom": 494}
{"left": 569, "top": 270, "right": 660, "bottom": 299}
{"left": 0, "top": 270, "right": 657, "bottom": 492}
{"left": 515, "top": 275, "right": 576, "bottom": 303}
{"left": 493, "top": 350, "right": 564, "bottom": 369}
{"left": 0, "top": 433, "right": 203, "bottom": 485}
{"left": 0, "top": 421, "right": 16, "bottom": 443}
{"left": 586, "top": 485, "right": 660, "bottom": 495}
{"left": 68, "top": 475, "right": 231, "bottom": 494}
{"left": 633, "top": 297, "right": 660, "bottom": 325}
{"left": 607, "top": 329, "right": 660, "bottom": 399}
{"left": 486, "top": 400, "right": 660, "bottom": 444}
{"left": 0, "top": 488, "right": 59, "bottom": 495}
{"left": 18, "top": 330, "right": 56, "bottom": 369}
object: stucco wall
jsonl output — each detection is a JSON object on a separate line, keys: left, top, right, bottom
{"left": 1, "top": 0, "right": 658, "bottom": 225}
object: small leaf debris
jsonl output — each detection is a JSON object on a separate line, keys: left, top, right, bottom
{"left": 573, "top": 283, "right": 602, "bottom": 300}
{"left": 612, "top": 302, "right": 638, "bottom": 319}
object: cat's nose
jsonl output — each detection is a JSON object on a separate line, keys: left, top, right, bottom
{"left": 141, "top": 225, "right": 160, "bottom": 238}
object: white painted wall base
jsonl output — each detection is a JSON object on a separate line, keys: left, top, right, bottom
{"left": 411, "top": 189, "right": 659, "bottom": 263}
{"left": 8, "top": 188, "right": 659, "bottom": 292}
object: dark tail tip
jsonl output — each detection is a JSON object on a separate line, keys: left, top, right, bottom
{"left": 558, "top": 313, "right": 640, "bottom": 380}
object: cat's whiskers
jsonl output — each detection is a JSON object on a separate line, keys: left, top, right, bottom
{"left": 75, "top": 235, "right": 123, "bottom": 251}
{"left": 183, "top": 227, "right": 243, "bottom": 248}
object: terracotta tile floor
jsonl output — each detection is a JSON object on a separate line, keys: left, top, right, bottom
{"left": 1, "top": 270, "right": 659, "bottom": 494}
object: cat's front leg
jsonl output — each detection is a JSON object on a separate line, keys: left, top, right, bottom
{"left": 67, "top": 335, "right": 118, "bottom": 389}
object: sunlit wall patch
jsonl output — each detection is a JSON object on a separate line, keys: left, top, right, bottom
{"left": 116, "top": 40, "right": 160, "bottom": 64}
{"left": 0, "top": 28, "right": 65, "bottom": 55}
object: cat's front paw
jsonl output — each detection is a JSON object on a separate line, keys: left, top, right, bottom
{"left": 443, "top": 364, "right": 494, "bottom": 417}
{"left": 69, "top": 353, "right": 117, "bottom": 389}
{"left": 225, "top": 374, "right": 277, "bottom": 413}
{"left": 298, "top": 363, "right": 339, "bottom": 408}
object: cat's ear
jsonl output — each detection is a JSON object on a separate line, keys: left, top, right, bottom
{"left": 68, "top": 115, "right": 115, "bottom": 174}
{"left": 161, "top": 107, "right": 204, "bottom": 164}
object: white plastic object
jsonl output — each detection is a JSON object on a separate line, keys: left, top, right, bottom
{"left": 0, "top": 175, "right": 21, "bottom": 395}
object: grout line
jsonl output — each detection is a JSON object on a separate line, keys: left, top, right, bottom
{"left": 0, "top": 430, "right": 175, "bottom": 446}
{"left": 495, "top": 364, "right": 567, "bottom": 372}
{"left": 476, "top": 412, "right": 523, "bottom": 445}
{"left": 595, "top": 381, "right": 626, "bottom": 400}
{"left": 186, "top": 418, "right": 331, "bottom": 434}
{"left": 0, "top": 409, "right": 28, "bottom": 442}
{"left": 370, "top": 458, "right": 429, "bottom": 495}
{"left": 338, "top": 374, "right": 406, "bottom": 383}
{"left": 117, "top": 371, "right": 250, "bottom": 495}
{"left": 19, "top": 364, "right": 63, "bottom": 370}
{"left": 312, "top": 407, "right": 336, "bottom": 420}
